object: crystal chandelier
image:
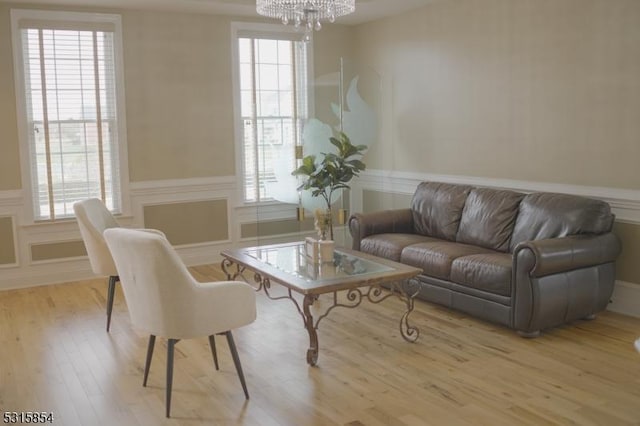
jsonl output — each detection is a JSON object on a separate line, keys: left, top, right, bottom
{"left": 257, "top": 0, "right": 356, "bottom": 41}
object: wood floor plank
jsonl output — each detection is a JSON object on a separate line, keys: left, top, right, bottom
{"left": 1, "top": 265, "right": 640, "bottom": 425}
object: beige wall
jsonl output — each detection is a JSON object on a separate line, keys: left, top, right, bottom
{"left": 353, "top": 0, "right": 640, "bottom": 287}
{"left": 0, "top": 217, "right": 16, "bottom": 264}
{"left": 0, "top": 4, "right": 353, "bottom": 186}
{"left": 143, "top": 200, "right": 228, "bottom": 245}
{"left": 353, "top": 0, "right": 640, "bottom": 189}
{"left": 362, "top": 190, "right": 411, "bottom": 213}
{"left": 0, "top": 6, "right": 21, "bottom": 190}
{"left": 308, "top": 24, "right": 355, "bottom": 133}
{"left": 31, "top": 240, "right": 86, "bottom": 262}
{"left": 123, "top": 14, "right": 351, "bottom": 182}
{"left": 0, "top": 4, "right": 353, "bottom": 262}
{"left": 1, "top": 2, "right": 638, "bottom": 293}
{"left": 242, "top": 217, "right": 314, "bottom": 239}
{"left": 122, "top": 11, "right": 236, "bottom": 181}
{"left": 613, "top": 222, "right": 640, "bottom": 284}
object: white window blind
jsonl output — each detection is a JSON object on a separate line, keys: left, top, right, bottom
{"left": 236, "top": 31, "right": 308, "bottom": 203}
{"left": 13, "top": 11, "right": 125, "bottom": 221}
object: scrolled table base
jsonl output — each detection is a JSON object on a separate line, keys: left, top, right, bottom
{"left": 221, "top": 258, "right": 422, "bottom": 366}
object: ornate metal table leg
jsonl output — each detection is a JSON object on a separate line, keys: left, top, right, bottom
{"left": 221, "top": 258, "right": 237, "bottom": 280}
{"left": 399, "top": 279, "right": 421, "bottom": 342}
{"left": 303, "top": 294, "right": 319, "bottom": 366}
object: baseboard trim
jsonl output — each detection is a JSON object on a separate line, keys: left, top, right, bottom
{"left": 0, "top": 261, "right": 94, "bottom": 291}
{"left": 175, "top": 240, "right": 235, "bottom": 267}
{"left": 0, "top": 242, "right": 235, "bottom": 291}
{"left": 0, "top": 176, "right": 241, "bottom": 290}
{"left": 608, "top": 280, "right": 640, "bottom": 318}
{"left": 3, "top": 255, "right": 638, "bottom": 321}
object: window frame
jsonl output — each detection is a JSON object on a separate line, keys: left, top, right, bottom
{"left": 10, "top": 9, "right": 130, "bottom": 223}
{"left": 230, "top": 22, "right": 314, "bottom": 207}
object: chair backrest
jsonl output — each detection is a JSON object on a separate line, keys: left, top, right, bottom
{"left": 103, "top": 228, "right": 201, "bottom": 337}
{"left": 74, "top": 198, "right": 119, "bottom": 276}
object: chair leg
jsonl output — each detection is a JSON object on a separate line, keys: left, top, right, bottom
{"left": 208, "top": 335, "right": 219, "bottom": 371}
{"left": 106, "top": 275, "right": 118, "bottom": 332}
{"left": 166, "top": 339, "right": 177, "bottom": 418}
{"left": 143, "top": 335, "right": 156, "bottom": 387}
{"left": 224, "top": 331, "right": 249, "bottom": 399}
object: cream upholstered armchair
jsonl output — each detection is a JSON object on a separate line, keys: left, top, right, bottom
{"left": 73, "top": 199, "right": 121, "bottom": 331}
{"left": 103, "top": 228, "right": 257, "bottom": 418}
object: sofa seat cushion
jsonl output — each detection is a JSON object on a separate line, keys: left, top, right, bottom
{"left": 450, "top": 253, "right": 513, "bottom": 297}
{"left": 400, "top": 241, "right": 494, "bottom": 280}
{"left": 361, "top": 234, "right": 438, "bottom": 262}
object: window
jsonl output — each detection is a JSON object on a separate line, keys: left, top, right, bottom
{"left": 232, "top": 23, "right": 309, "bottom": 203}
{"left": 11, "top": 10, "right": 128, "bottom": 221}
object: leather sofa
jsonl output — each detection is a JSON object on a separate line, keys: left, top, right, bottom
{"left": 349, "top": 182, "right": 621, "bottom": 336}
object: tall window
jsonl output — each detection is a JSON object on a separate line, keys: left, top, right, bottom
{"left": 234, "top": 25, "right": 309, "bottom": 203}
{"left": 11, "top": 10, "right": 127, "bottom": 221}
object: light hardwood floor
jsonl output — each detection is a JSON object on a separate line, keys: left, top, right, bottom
{"left": 1, "top": 264, "right": 640, "bottom": 425}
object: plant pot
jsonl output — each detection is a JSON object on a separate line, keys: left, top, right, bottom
{"left": 314, "top": 209, "right": 333, "bottom": 241}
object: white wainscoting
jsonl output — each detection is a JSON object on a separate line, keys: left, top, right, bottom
{"left": 0, "top": 176, "right": 314, "bottom": 290}
{"left": 0, "top": 177, "right": 253, "bottom": 290}
{"left": 350, "top": 170, "right": 640, "bottom": 318}
{"left": 3, "top": 172, "right": 639, "bottom": 319}
{"left": 129, "top": 176, "right": 239, "bottom": 267}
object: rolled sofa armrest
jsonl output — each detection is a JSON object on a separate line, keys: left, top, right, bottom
{"left": 514, "top": 233, "right": 621, "bottom": 278}
{"left": 512, "top": 232, "right": 621, "bottom": 334}
{"left": 348, "top": 209, "right": 413, "bottom": 250}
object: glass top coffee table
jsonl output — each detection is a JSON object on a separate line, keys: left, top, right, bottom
{"left": 221, "top": 241, "right": 422, "bottom": 366}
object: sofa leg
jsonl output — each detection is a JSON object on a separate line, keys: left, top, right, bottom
{"left": 583, "top": 313, "right": 597, "bottom": 320}
{"left": 517, "top": 330, "right": 541, "bottom": 338}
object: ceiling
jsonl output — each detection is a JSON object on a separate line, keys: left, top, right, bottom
{"left": 1, "top": 0, "right": 433, "bottom": 25}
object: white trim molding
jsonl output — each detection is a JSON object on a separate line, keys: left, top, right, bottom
{"left": 0, "top": 190, "right": 25, "bottom": 208}
{"left": 230, "top": 21, "right": 314, "bottom": 207}
{"left": 1, "top": 176, "right": 306, "bottom": 290}
{"left": 1, "top": 177, "right": 240, "bottom": 289}
{"left": 10, "top": 10, "right": 131, "bottom": 223}
{"left": 0, "top": 215, "right": 20, "bottom": 269}
{"left": 129, "top": 176, "right": 238, "bottom": 229}
{"left": 0, "top": 259, "right": 94, "bottom": 291}
{"left": 129, "top": 176, "right": 237, "bottom": 196}
{"left": 609, "top": 281, "right": 640, "bottom": 318}
{"left": 354, "top": 169, "right": 640, "bottom": 225}
{"left": 129, "top": 177, "right": 239, "bottom": 266}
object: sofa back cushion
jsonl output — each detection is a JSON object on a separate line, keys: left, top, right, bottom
{"left": 456, "top": 188, "right": 524, "bottom": 252}
{"left": 509, "top": 192, "right": 615, "bottom": 251}
{"left": 411, "top": 182, "right": 472, "bottom": 241}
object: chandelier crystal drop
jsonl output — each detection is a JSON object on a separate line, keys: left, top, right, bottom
{"left": 257, "top": 0, "right": 355, "bottom": 40}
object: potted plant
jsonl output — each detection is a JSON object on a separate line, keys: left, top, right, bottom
{"left": 292, "top": 132, "right": 366, "bottom": 240}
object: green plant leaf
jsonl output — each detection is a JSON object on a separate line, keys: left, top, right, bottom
{"left": 329, "top": 137, "right": 341, "bottom": 150}
{"left": 347, "top": 159, "right": 366, "bottom": 170}
{"left": 293, "top": 131, "right": 366, "bottom": 207}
